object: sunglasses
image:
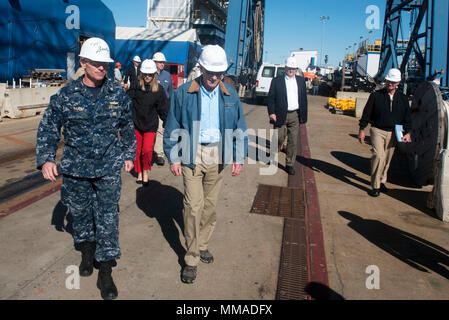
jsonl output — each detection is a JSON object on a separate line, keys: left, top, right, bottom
{"left": 86, "top": 60, "right": 109, "bottom": 69}
{"left": 142, "top": 73, "right": 155, "bottom": 77}
{"left": 203, "top": 70, "right": 224, "bottom": 77}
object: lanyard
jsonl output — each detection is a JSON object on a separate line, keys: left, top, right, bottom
{"left": 83, "top": 96, "right": 102, "bottom": 120}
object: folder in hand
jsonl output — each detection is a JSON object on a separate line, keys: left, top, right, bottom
{"left": 395, "top": 125, "right": 404, "bottom": 142}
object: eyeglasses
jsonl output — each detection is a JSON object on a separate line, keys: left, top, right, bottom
{"left": 142, "top": 73, "right": 155, "bottom": 77}
{"left": 86, "top": 60, "right": 109, "bottom": 69}
{"left": 203, "top": 69, "right": 224, "bottom": 77}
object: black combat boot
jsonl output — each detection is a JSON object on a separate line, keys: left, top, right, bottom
{"left": 97, "top": 261, "right": 118, "bottom": 300}
{"left": 79, "top": 241, "right": 95, "bottom": 277}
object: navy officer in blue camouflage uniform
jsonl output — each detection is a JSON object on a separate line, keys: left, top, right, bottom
{"left": 36, "top": 38, "right": 136, "bottom": 300}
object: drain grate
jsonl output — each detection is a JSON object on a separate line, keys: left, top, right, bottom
{"left": 250, "top": 185, "right": 305, "bottom": 218}
{"left": 276, "top": 217, "right": 308, "bottom": 300}
{"left": 250, "top": 183, "right": 308, "bottom": 300}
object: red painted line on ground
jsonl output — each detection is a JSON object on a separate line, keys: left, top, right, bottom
{"left": 300, "top": 124, "right": 329, "bottom": 289}
{"left": 0, "top": 128, "right": 37, "bottom": 138}
{"left": 0, "top": 182, "right": 61, "bottom": 219}
{"left": 0, "top": 135, "right": 36, "bottom": 148}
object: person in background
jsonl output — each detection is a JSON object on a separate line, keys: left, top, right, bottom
{"left": 114, "top": 62, "right": 123, "bottom": 85}
{"left": 36, "top": 38, "right": 136, "bottom": 300}
{"left": 72, "top": 66, "right": 85, "bottom": 81}
{"left": 267, "top": 56, "right": 308, "bottom": 175}
{"left": 186, "top": 62, "right": 202, "bottom": 82}
{"left": 312, "top": 76, "right": 320, "bottom": 95}
{"left": 238, "top": 69, "right": 248, "bottom": 98}
{"left": 124, "top": 56, "right": 141, "bottom": 90}
{"left": 163, "top": 45, "right": 248, "bottom": 284}
{"left": 358, "top": 68, "right": 412, "bottom": 197}
{"left": 152, "top": 52, "right": 174, "bottom": 166}
{"left": 128, "top": 59, "right": 169, "bottom": 185}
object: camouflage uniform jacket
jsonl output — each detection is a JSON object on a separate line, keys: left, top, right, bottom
{"left": 36, "top": 77, "right": 136, "bottom": 178}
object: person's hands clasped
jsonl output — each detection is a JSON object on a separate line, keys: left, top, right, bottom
{"left": 42, "top": 162, "right": 58, "bottom": 182}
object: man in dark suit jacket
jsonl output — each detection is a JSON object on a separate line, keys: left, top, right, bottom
{"left": 123, "top": 56, "right": 141, "bottom": 90}
{"left": 267, "top": 57, "right": 308, "bottom": 175}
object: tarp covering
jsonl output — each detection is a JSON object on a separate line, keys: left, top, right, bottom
{"left": 0, "top": 0, "right": 116, "bottom": 82}
{"left": 115, "top": 27, "right": 202, "bottom": 76}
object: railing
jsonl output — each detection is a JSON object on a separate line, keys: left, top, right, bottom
{"left": 191, "top": 10, "right": 226, "bottom": 30}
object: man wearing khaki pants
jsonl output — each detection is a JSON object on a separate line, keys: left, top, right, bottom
{"left": 358, "top": 68, "right": 412, "bottom": 197}
{"left": 164, "top": 45, "right": 247, "bottom": 284}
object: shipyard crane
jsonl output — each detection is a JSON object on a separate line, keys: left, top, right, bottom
{"left": 224, "top": 0, "right": 264, "bottom": 78}
{"left": 375, "top": 0, "right": 449, "bottom": 221}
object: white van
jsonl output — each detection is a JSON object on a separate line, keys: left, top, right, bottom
{"left": 251, "top": 63, "right": 285, "bottom": 104}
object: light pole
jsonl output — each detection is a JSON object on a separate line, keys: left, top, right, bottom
{"left": 320, "top": 16, "right": 330, "bottom": 67}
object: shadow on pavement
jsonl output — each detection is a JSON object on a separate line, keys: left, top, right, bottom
{"left": 136, "top": 181, "right": 186, "bottom": 267}
{"left": 349, "top": 133, "right": 372, "bottom": 145}
{"left": 305, "top": 282, "right": 345, "bottom": 300}
{"left": 331, "top": 151, "right": 370, "bottom": 176}
{"left": 296, "top": 155, "right": 371, "bottom": 192}
{"left": 51, "top": 200, "right": 73, "bottom": 236}
{"left": 339, "top": 211, "right": 449, "bottom": 280}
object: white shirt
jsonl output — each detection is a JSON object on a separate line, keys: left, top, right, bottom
{"left": 285, "top": 75, "right": 299, "bottom": 111}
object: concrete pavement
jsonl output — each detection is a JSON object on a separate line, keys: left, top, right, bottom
{"left": 0, "top": 95, "right": 448, "bottom": 300}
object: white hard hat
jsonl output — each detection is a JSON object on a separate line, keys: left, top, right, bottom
{"left": 140, "top": 59, "right": 157, "bottom": 74}
{"left": 133, "top": 56, "right": 142, "bottom": 63}
{"left": 152, "top": 52, "right": 166, "bottom": 62}
{"left": 285, "top": 57, "right": 298, "bottom": 69}
{"left": 198, "top": 45, "right": 228, "bottom": 72}
{"left": 385, "top": 68, "right": 401, "bottom": 82}
{"left": 79, "top": 37, "right": 114, "bottom": 63}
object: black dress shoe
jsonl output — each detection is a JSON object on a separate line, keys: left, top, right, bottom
{"left": 369, "top": 189, "right": 380, "bottom": 197}
{"left": 136, "top": 180, "right": 143, "bottom": 185}
{"left": 286, "top": 166, "right": 295, "bottom": 175}
{"left": 380, "top": 183, "right": 388, "bottom": 192}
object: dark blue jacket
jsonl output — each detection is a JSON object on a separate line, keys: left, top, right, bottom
{"left": 36, "top": 77, "right": 136, "bottom": 178}
{"left": 267, "top": 75, "right": 308, "bottom": 126}
{"left": 163, "top": 77, "right": 248, "bottom": 169}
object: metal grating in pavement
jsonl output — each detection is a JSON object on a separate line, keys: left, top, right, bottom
{"left": 250, "top": 183, "right": 308, "bottom": 300}
{"left": 250, "top": 185, "right": 305, "bottom": 218}
{"left": 276, "top": 217, "right": 308, "bottom": 300}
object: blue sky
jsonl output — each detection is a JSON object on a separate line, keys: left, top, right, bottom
{"left": 102, "top": 0, "right": 386, "bottom": 67}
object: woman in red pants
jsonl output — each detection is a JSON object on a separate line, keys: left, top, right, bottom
{"left": 128, "top": 59, "right": 169, "bottom": 185}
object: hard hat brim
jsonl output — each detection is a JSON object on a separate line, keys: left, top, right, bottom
{"left": 79, "top": 54, "right": 114, "bottom": 63}
{"left": 385, "top": 76, "right": 401, "bottom": 82}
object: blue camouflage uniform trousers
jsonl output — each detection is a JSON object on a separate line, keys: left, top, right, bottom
{"left": 61, "top": 172, "right": 122, "bottom": 262}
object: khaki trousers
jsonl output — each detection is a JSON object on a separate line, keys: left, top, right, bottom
{"left": 182, "top": 145, "right": 225, "bottom": 266}
{"left": 238, "top": 84, "right": 246, "bottom": 98}
{"left": 153, "top": 117, "right": 164, "bottom": 157}
{"left": 277, "top": 111, "right": 300, "bottom": 167}
{"left": 370, "top": 127, "right": 396, "bottom": 189}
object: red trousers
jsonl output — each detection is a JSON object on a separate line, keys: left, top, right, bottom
{"left": 134, "top": 130, "right": 156, "bottom": 173}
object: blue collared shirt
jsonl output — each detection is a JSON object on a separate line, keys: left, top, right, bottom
{"left": 158, "top": 70, "right": 174, "bottom": 99}
{"left": 199, "top": 83, "right": 221, "bottom": 144}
